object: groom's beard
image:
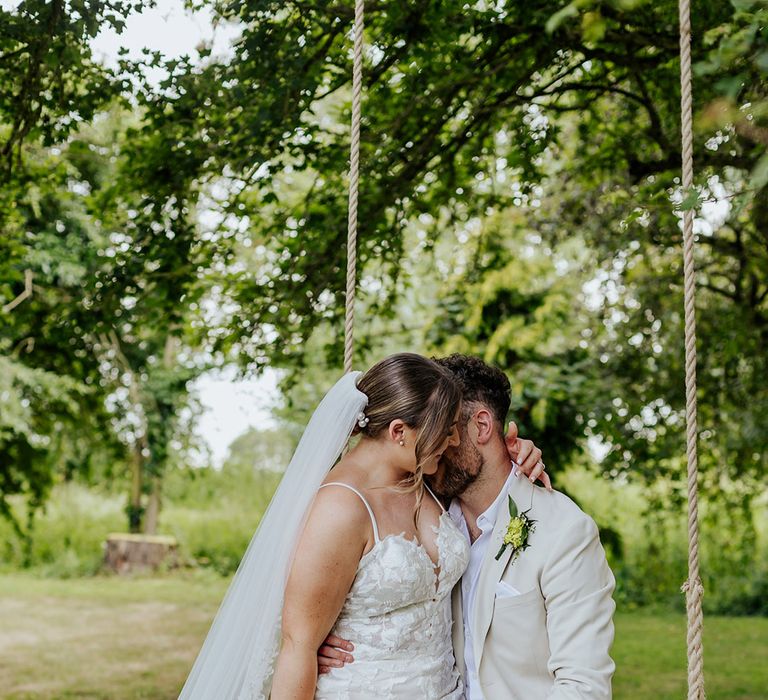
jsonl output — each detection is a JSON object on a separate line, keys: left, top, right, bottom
{"left": 431, "top": 439, "right": 484, "bottom": 500}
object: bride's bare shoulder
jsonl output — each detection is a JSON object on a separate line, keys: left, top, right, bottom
{"left": 292, "top": 475, "right": 374, "bottom": 574}
{"left": 312, "top": 472, "right": 371, "bottom": 526}
{"left": 311, "top": 462, "right": 375, "bottom": 535}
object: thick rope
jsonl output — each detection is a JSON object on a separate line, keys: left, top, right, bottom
{"left": 678, "top": 0, "right": 706, "bottom": 697}
{"left": 344, "top": 0, "right": 364, "bottom": 374}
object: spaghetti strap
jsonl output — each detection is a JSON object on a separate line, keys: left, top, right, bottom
{"left": 320, "top": 482, "right": 381, "bottom": 543}
{"left": 424, "top": 482, "right": 446, "bottom": 512}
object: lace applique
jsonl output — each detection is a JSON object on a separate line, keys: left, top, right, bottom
{"left": 314, "top": 512, "right": 470, "bottom": 700}
{"left": 241, "top": 511, "right": 470, "bottom": 699}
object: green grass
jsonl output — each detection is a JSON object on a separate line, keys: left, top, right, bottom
{"left": 613, "top": 610, "right": 768, "bottom": 699}
{"left": 0, "top": 572, "right": 228, "bottom": 700}
{"left": 0, "top": 573, "right": 765, "bottom": 699}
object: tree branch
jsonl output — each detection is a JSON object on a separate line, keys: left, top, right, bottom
{"left": 2, "top": 270, "right": 34, "bottom": 313}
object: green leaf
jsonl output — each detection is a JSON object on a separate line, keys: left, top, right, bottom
{"left": 532, "top": 398, "right": 548, "bottom": 430}
{"left": 755, "top": 52, "right": 768, "bottom": 73}
{"left": 582, "top": 11, "right": 606, "bottom": 44}
{"left": 678, "top": 187, "right": 702, "bottom": 211}
{"left": 546, "top": 3, "right": 581, "bottom": 34}
{"left": 611, "top": 0, "right": 649, "bottom": 8}
{"left": 508, "top": 495, "right": 518, "bottom": 519}
{"left": 714, "top": 74, "right": 746, "bottom": 100}
{"left": 749, "top": 152, "right": 768, "bottom": 191}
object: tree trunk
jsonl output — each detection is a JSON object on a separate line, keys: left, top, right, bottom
{"left": 143, "top": 474, "right": 161, "bottom": 535}
{"left": 142, "top": 333, "right": 177, "bottom": 535}
{"left": 128, "top": 445, "right": 144, "bottom": 533}
{"left": 104, "top": 533, "right": 178, "bottom": 574}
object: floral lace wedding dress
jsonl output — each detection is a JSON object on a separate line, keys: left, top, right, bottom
{"left": 313, "top": 482, "right": 470, "bottom": 700}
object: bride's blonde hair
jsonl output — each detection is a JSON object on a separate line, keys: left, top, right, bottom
{"left": 354, "top": 353, "right": 461, "bottom": 519}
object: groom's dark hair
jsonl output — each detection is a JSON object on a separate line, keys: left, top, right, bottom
{"left": 433, "top": 354, "right": 511, "bottom": 432}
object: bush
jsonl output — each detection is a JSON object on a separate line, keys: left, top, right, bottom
{"left": 164, "top": 504, "right": 258, "bottom": 575}
{"left": 0, "top": 483, "right": 124, "bottom": 577}
{"left": 561, "top": 467, "right": 768, "bottom": 616}
{"left": 0, "top": 467, "right": 284, "bottom": 578}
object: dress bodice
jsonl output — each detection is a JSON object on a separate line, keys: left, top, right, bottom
{"left": 314, "top": 483, "right": 470, "bottom": 700}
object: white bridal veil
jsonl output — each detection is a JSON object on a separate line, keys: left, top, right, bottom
{"left": 179, "top": 371, "right": 368, "bottom": 699}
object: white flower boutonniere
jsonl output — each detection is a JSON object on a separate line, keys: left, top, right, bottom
{"left": 495, "top": 495, "right": 536, "bottom": 562}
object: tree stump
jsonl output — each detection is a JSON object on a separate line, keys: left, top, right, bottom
{"left": 103, "top": 533, "right": 179, "bottom": 574}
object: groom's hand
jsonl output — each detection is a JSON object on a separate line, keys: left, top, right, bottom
{"left": 506, "top": 421, "right": 552, "bottom": 491}
{"left": 317, "top": 634, "right": 354, "bottom": 674}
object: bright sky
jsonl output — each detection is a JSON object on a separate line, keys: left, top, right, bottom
{"left": 191, "top": 368, "right": 280, "bottom": 468}
{"left": 90, "top": 0, "right": 241, "bottom": 71}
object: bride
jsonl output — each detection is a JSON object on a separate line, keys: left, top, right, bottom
{"left": 273, "top": 352, "right": 465, "bottom": 698}
{"left": 180, "top": 353, "right": 540, "bottom": 699}
{"left": 180, "top": 352, "right": 464, "bottom": 698}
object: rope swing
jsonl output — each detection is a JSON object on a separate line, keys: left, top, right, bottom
{"left": 344, "top": 0, "right": 365, "bottom": 374}
{"left": 340, "top": 3, "right": 706, "bottom": 696}
{"left": 677, "top": 0, "right": 706, "bottom": 697}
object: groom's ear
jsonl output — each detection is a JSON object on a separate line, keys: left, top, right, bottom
{"left": 474, "top": 408, "right": 496, "bottom": 445}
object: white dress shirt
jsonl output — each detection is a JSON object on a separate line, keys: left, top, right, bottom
{"left": 448, "top": 467, "right": 518, "bottom": 700}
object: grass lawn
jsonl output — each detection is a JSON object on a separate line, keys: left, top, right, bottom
{"left": 613, "top": 608, "right": 767, "bottom": 699}
{"left": 1, "top": 573, "right": 765, "bottom": 699}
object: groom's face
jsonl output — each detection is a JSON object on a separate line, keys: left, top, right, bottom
{"left": 430, "top": 409, "right": 485, "bottom": 499}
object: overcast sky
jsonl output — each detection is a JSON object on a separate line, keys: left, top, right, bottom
{"left": 91, "top": 0, "right": 241, "bottom": 70}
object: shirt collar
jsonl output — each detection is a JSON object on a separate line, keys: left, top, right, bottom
{"left": 448, "top": 463, "right": 519, "bottom": 532}
{"left": 477, "top": 466, "right": 517, "bottom": 532}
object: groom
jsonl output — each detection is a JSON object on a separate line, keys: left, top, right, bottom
{"left": 321, "top": 354, "right": 616, "bottom": 699}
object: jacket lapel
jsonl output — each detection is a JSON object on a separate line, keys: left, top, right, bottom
{"left": 471, "top": 477, "right": 535, "bottom": 667}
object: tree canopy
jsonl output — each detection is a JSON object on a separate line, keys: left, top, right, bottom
{"left": 1, "top": 0, "right": 766, "bottom": 534}
{"left": 154, "top": 0, "right": 766, "bottom": 492}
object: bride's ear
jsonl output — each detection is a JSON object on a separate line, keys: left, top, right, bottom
{"left": 387, "top": 419, "right": 407, "bottom": 445}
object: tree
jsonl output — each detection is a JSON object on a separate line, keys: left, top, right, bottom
{"left": 0, "top": 1, "right": 223, "bottom": 534}
{"left": 224, "top": 427, "right": 296, "bottom": 473}
{"left": 144, "top": 0, "right": 764, "bottom": 494}
{"left": 3, "top": 0, "right": 766, "bottom": 538}
{"left": 427, "top": 209, "right": 598, "bottom": 475}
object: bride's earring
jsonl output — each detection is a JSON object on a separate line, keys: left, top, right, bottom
{"left": 399, "top": 439, "right": 405, "bottom": 446}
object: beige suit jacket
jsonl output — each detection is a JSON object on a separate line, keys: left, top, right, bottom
{"left": 451, "top": 477, "right": 616, "bottom": 699}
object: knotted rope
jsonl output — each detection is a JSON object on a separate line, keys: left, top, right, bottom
{"left": 677, "top": 0, "right": 706, "bottom": 696}
{"left": 344, "top": 0, "right": 365, "bottom": 374}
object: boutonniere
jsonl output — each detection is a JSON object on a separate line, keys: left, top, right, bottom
{"left": 495, "top": 495, "right": 536, "bottom": 561}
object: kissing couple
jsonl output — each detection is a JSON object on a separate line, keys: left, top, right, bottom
{"left": 180, "top": 353, "right": 616, "bottom": 699}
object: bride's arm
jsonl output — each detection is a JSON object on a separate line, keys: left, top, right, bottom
{"left": 271, "top": 486, "right": 370, "bottom": 700}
